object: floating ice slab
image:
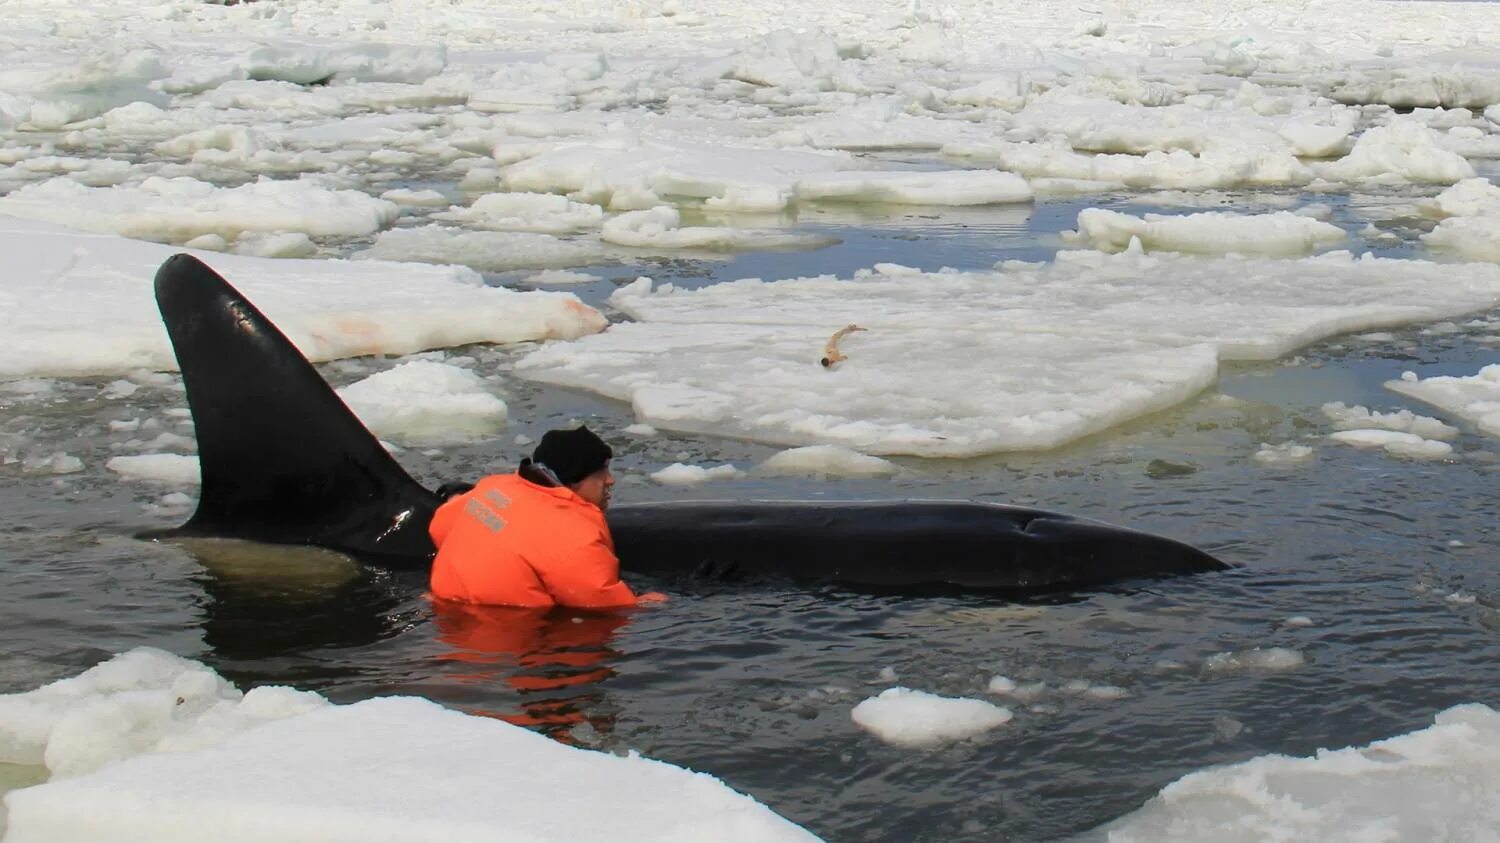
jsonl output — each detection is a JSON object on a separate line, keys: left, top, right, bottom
{"left": 433, "top": 191, "right": 604, "bottom": 234}
{"left": 1311, "top": 119, "right": 1476, "bottom": 184}
{"left": 945, "top": 138, "right": 1316, "bottom": 191}
{"left": 794, "top": 170, "right": 1032, "bottom": 206}
{"left": 757, "top": 445, "right": 899, "bottom": 478}
{"left": 515, "top": 252, "right": 1500, "bottom": 456}
{"left": 1320, "top": 401, "right": 1458, "bottom": 440}
{"left": 105, "top": 453, "right": 201, "bottom": 486}
{"left": 354, "top": 225, "right": 617, "bottom": 271}
{"left": 1420, "top": 178, "right": 1500, "bottom": 262}
{"left": 1003, "top": 96, "right": 1358, "bottom": 160}
{"left": 0, "top": 177, "right": 400, "bottom": 243}
{"left": 1252, "top": 442, "right": 1316, "bottom": 467}
{"left": 5, "top": 698, "right": 821, "bottom": 842}
{"left": 851, "top": 687, "right": 1012, "bottom": 748}
{"left": 1101, "top": 704, "right": 1500, "bottom": 842}
{"left": 650, "top": 462, "right": 744, "bottom": 486}
{"left": 1326, "top": 429, "right": 1453, "bottom": 460}
{"left": 501, "top": 138, "right": 852, "bottom": 213}
{"left": 0, "top": 217, "right": 605, "bottom": 379}
{"left": 1387, "top": 365, "right": 1500, "bottom": 438}
{"left": 600, "top": 206, "right": 832, "bottom": 252}
{"left": 1069, "top": 209, "right": 1345, "bottom": 256}
{"left": 0, "top": 650, "right": 818, "bottom": 843}
{"left": 336, "top": 360, "right": 508, "bottom": 446}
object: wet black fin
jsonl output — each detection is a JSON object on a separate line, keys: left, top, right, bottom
{"left": 153, "top": 253, "right": 439, "bottom": 566}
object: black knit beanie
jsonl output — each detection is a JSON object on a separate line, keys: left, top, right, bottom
{"left": 531, "top": 425, "right": 613, "bottom": 485}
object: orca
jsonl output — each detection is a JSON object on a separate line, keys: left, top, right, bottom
{"left": 149, "top": 253, "right": 1227, "bottom": 593}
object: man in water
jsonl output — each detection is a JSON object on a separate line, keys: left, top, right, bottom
{"left": 428, "top": 425, "right": 662, "bottom": 608}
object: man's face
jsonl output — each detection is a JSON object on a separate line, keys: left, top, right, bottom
{"left": 571, "top": 462, "right": 614, "bottom": 510}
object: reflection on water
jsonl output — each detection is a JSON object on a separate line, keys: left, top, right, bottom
{"left": 157, "top": 538, "right": 638, "bottom": 744}
{"left": 432, "top": 602, "right": 632, "bottom": 743}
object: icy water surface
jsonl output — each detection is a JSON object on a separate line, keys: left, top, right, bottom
{"left": 2, "top": 191, "right": 1499, "bottom": 841}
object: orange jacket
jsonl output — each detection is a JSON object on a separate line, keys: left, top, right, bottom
{"left": 429, "top": 472, "right": 638, "bottom": 608}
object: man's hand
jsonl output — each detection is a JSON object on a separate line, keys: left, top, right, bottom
{"left": 637, "top": 592, "right": 669, "bottom": 605}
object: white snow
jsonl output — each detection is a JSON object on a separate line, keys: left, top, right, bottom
{"left": 0, "top": 176, "right": 398, "bottom": 244}
{"left": 1326, "top": 430, "right": 1454, "bottom": 460}
{"left": 516, "top": 253, "right": 1500, "bottom": 456}
{"left": 851, "top": 687, "right": 1012, "bottom": 748}
{"left": 1320, "top": 401, "right": 1459, "bottom": 440}
{"left": 0, "top": 217, "right": 606, "bottom": 379}
{"left": 2, "top": 0, "right": 1500, "bottom": 458}
{"left": 1312, "top": 119, "right": 1476, "bottom": 184}
{"left": 354, "top": 226, "right": 617, "bottom": 271}
{"left": 6, "top": 0, "right": 1500, "bottom": 834}
{"left": 335, "top": 360, "right": 508, "bottom": 445}
{"left": 1387, "top": 366, "right": 1500, "bottom": 438}
{"left": 600, "top": 206, "right": 830, "bottom": 252}
{"left": 0, "top": 650, "right": 817, "bottom": 843}
{"left": 434, "top": 191, "right": 604, "bottom": 234}
{"left": 795, "top": 170, "right": 1032, "bottom": 206}
{"left": 1068, "top": 209, "right": 1346, "bottom": 256}
{"left": 1252, "top": 443, "right": 1316, "bottom": 467}
{"left": 650, "top": 462, "right": 745, "bottom": 486}
{"left": 756, "top": 445, "right": 899, "bottom": 478}
{"left": 1103, "top": 704, "right": 1500, "bottom": 842}
{"left": 1420, "top": 178, "right": 1500, "bottom": 262}
{"left": 104, "top": 453, "right": 201, "bottom": 486}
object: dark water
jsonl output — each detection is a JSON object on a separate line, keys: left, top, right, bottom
{"left": 2, "top": 192, "right": 1499, "bottom": 841}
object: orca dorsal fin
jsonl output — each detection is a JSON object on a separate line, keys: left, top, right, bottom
{"left": 153, "top": 254, "right": 438, "bottom": 565}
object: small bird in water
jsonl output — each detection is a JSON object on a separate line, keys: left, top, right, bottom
{"left": 820, "top": 324, "right": 866, "bottom": 368}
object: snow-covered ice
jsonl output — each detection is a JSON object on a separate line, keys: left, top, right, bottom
{"left": 104, "top": 453, "right": 200, "bottom": 486}
{"left": 0, "top": 218, "right": 605, "bottom": 379}
{"left": 1103, "top": 704, "right": 1500, "bottom": 842}
{"left": 1320, "top": 402, "right": 1458, "bottom": 441}
{"left": 5, "top": 0, "right": 1500, "bottom": 837}
{"left": 0, "top": 649, "right": 818, "bottom": 843}
{"left": 1420, "top": 178, "right": 1500, "bottom": 262}
{"left": 336, "top": 359, "right": 508, "bottom": 445}
{"left": 851, "top": 687, "right": 1012, "bottom": 748}
{"left": 756, "top": 445, "right": 899, "bottom": 478}
{"left": 517, "top": 252, "right": 1500, "bottom": 456}
{"left": 1252, "top": 442, "right": 1316, "bottom": 467}
{"left": 1387, "top": 366, "right": 1500, "bottom": 439}
{"left": 650, "top": 462, "right": 745, "bottom": 486}
{"left": 1067, "top": 209, "right": 1346, "bottom": 256}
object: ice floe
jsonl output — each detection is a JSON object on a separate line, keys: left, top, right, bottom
{"left": 1103, "top": 704, "right": 1500, "bottom": 842}
{"left": 1068, "top": 209, "right": 1346, "bottom": 256}
{"left": 851, "top": 687, "right": 1012, "bottom": 748}
{"left": 0, "top": 649, "right": 817, "bottom": 843}
{"left": 335, "top": 360, "right": 508, "bottom": 446}
{"left": 1387, "top": 366, "right": 1500, "bottom": 439}
{"left": 0, "top": 217, "right": 605, "bottom": 379}
{"left": 516, "top": 251, "right": 1500, "bottom": 456}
